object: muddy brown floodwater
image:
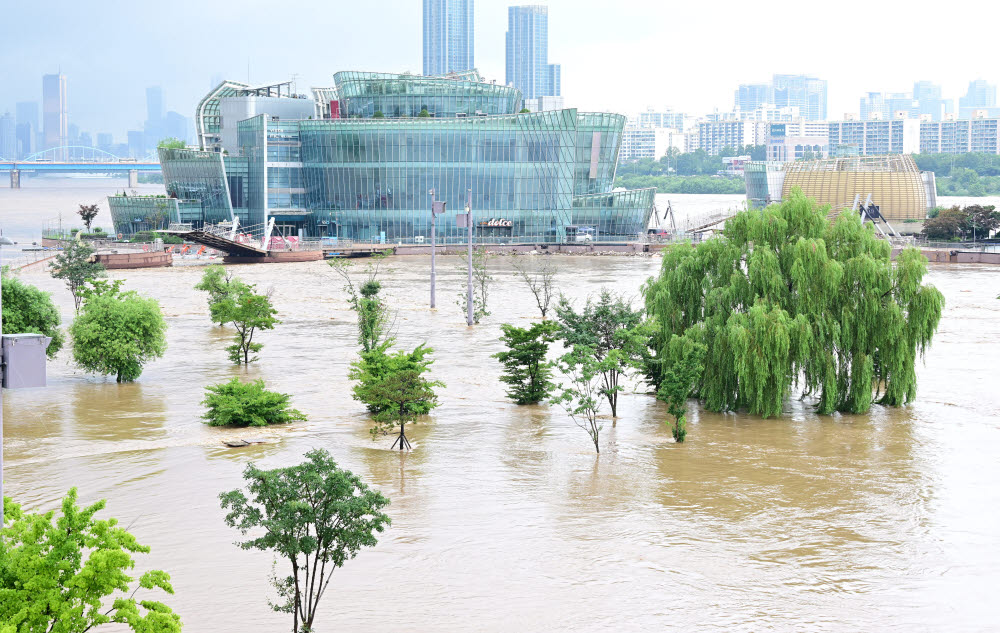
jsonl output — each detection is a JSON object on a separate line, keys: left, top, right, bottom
{"left": 4, "top": 250, "right": 1000, "bottom": 631}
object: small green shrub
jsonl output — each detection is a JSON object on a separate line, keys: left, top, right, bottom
{"left": 202, "top": 378, "right": 306, "bottom": 427}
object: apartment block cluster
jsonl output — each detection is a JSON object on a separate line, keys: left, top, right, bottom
{"left": 621, "top": 78, "right": 1000, "bottom": 162}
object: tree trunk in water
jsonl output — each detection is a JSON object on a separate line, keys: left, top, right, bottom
{"left": 399, "top": 422, "right": 405, "bottom": 451}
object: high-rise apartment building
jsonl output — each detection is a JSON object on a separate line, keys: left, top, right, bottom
{"left": 827, "top": 118, "right": 920, "bottom": 156}
{"left": 15, "top": 101, "right": 39, "bottom": 158}
{"left": 42, "top": 73, "right": 68, "bottom": 157}
{"left": 423, "top": 0, "right": 474, "bottom": 76}
{"left": 920, "top": 116, "right": 1000, "bottom": 154}
{"left": 959, "top": 80, "right": 997, "bottom": 118}
{"left": 772, "top": 74, "right": 827, "bottom": 121}
{"left": 505, "top": 5, "right": 561, "bottom": 100}
{"left": 735, "top": 83, "right": 771, "bottom": 114}
{"left": 0, "top": 112, "right": 16, "bottom": 160}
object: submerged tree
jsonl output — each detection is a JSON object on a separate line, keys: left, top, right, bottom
{"left": 456, "top": 247, "right": 493, "bottom": 324}
{"left": 214, "top": 282, "right": 279, "bottom": 365}
{"left": 330, "top": 254, "right": 393, "bottom": 353}
{"left": 493, "top": 321, "right": 558, "bottom": 404}
{"left": 220, "top": 449, "right": 390, "bottom": 633}
{"left": 555, "top": 290, "right": 650, "bottom": 419}
{"left": 0, "top": 489, "right": 181, "bottom": 632}
{"left": 70, "top": 280, "right": 167, "bottom": 382}
{"left": 50, "top": 240, "right": 105, "bottom": 314}
{"left": 350, "top": 342, "right": 442, "bottom": 448}
{"left": 550, "top": 345, "right": 606, "bottom": 454}
{"left": 512, "top": 255, "right": 558, "bottom": 318}
{"left": 195, "top": 264, "right": 244, "bottom": 326}
{"left": 656, "top": 334, "right": 706, "bottom": 442}
{"left": 643, "top": 189, "right": 945, "bottom": 418}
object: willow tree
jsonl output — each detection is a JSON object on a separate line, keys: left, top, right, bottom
{"left": 643, "top": 189, "right": 945, "bottom": 418}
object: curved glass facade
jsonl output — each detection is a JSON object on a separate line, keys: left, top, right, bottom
{"left": 156, "top": 71, "right": 654, "bottom": 244}
{"left": 108, "top": 196, "right": 179, "bottom": 237}
{"left": 334, "top": 71, "right": 522, "bottom": 119}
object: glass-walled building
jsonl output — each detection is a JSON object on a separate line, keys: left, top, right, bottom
{"left": 145, "top": 70, "right": 654, "bottom": 244}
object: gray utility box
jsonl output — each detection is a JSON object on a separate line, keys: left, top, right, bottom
{"left": 2, "top": 334, "right": 52, "bottom": 389}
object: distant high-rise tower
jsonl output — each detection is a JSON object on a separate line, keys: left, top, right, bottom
{"left": 913, "top": 81, "right": 951, "bottom": 120}
{"left": 735, "top": 83, "right": 771, "bottom": 114}
{"left": 423, "top": 0, "right": 474, "bottom": 76}
{"left": 772, "top": 74, "right": 827, "bottom": 121}
{"left": 0, "top": 112, "right": 16, "bottom": 160}
{"left": 42, "top": 73, "right": 67, "bottom": 157}
{"left": 146, "top": 86, "right": 163, "bottom": 125}
{"left": 505, "top": 5, "right": 561, "bottom": 100}
{"left": 959, "top": 79, "right": 996, "bottom": 118}
{"left": 15, "top": 101, "right": 39, "bottom": 158}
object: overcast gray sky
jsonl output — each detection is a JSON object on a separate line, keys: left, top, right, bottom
{"left": 1, "top": 0, "right": 996, "bottom": 139}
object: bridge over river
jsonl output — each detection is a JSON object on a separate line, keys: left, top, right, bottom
{"left": 0, "top": 146, "right": 161, "bottom": 188}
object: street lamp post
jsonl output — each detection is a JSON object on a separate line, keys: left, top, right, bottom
{"left": 429, "top": 190, "right": 446, "bottom": 309}
{"left": 465, "top": 189, "right": 473, "bottom": 326}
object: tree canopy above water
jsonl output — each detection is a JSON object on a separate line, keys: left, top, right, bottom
{"left": 644, "top": 189, "right": 945, "bottom": 418}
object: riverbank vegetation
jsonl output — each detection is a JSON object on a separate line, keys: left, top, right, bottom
{"left": 0, "top": 489, "right": 181, "bottom": 631}
{"left": 1, "top": 271, "right": 64, "bottom": 356}
{"left": 913, "top": 153, "right": 1000, "bottom": 195}
{"left": 202, "top": 378, "right": 306, "bottom": 427}
{"left": 644, "top": 189, "right": 945, "bottom": 418}
{"left": 493, "top": 321, "right": 559, "bottom": 405}
{"left": 195, "top": 266, "right": 279, "bottom": 364}
{"left": 923, "top": 204, "right": 1000, "bottom": 240}
{"left": 50, "top": 240, "right": 104, "bottom": 314}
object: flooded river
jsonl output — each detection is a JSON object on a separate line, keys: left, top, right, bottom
{"left": 2, "top": 181, "right": 1000, "bottom": 631}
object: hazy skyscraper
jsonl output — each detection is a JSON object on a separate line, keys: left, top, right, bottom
{"left": 15, "top": 101, "right": 38, "bottom": 158}
{"left": 42, "top": 73, "right": 68, "bottom": 157}
{"left": 505, "top": 5, "right": 561, "bottom": 100}
{"left": 423, "top": 0, "right": 474, "bottom": 76}
{"left": 913, "top": 81, "right": 951, "bottom": 120}
{"left": 772, "top": 74, "right": 827, "bottom": 121}
{"left": 0, "top": 112, "right": 16, "bottom": 160}
{"left": 146, "top": 86, "right": 163, "bottom": 124}
{"left": 735, "top": 83, "right": 771, "bottom": 113}
{"left": 959, "top": 79, "right": 996, "bottom": 118}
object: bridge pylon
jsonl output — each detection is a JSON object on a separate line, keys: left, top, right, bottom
{"left": 9, "top": 170, "right": 19, "bottom": 189}
{"left": 128, "top": 169, "right": 138, "bottom": 188}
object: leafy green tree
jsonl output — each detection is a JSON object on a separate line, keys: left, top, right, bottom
{"left": 554, "top": 289, "right": 650, "bottom": 419}
{"left": 202, "top": 378, "right": 307, "bottom": 427}
{"left": 70, "top": 280, "right": 167, "bottom": 382}
{"left": 656, "top": 335, "right": 706, "bottom": 442}
{"left": 963, "top": 204, "right": 1000, "bottom": 238}
{"left": 492, "top": 321, "right": 558, "bottom": 404}
{"left": 519, "top": 107, "right": 530, "bottom": 113}
{"left": 417, "top": 108, "right": 431, "bottom": 118}
{"left": 77, "top": 203, "right": 100, "bottom": 232}
{"left": 195, "top": 264, "right": 243, "bottom": 326}
{"left": 0, "top": 489, "right": 181, "bottom": 632}
{"left": 350, "top": 342, "right": 442, "bottom": 447}
{"left": 372, "top": 110, "right": 385, "bottom": 119}
{"left": 329, "top": 254, "right": 392, "bottom": 353}
{"left": 456, "top": 247, "right": 493, "bottom": 324}
{"left": 157, "top": 138, "right": 185, "bottom": 150}
{"left": 643, "top": 189, "right": 945, "bottom": 418}
{"left": 213, "top": 282, "right": 279, "bottom": 365}
{"left": 922, "top": 206, "right": 967, "bottom": 240}
{"left": 550, "top": 345, "right": 606, "bottom": 454}
{"left": 1, "top": 272, "right": 64, "bottom": 357}
{"left": 50, "top": 240, "right": 105, "bottom": 314}
{"left": 220, "top": 449, "right": 390, "bottom": 633}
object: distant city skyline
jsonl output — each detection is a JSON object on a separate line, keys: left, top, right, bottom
{"left": 3, "top": 0, "right": 1000, "bottom": 140}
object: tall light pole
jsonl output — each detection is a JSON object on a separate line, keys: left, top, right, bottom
{"left": 465, "top": 189, "right": 474, "bottom": 326}
{"left": 429, "top": 190, "right": 446, "bottom": 309}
